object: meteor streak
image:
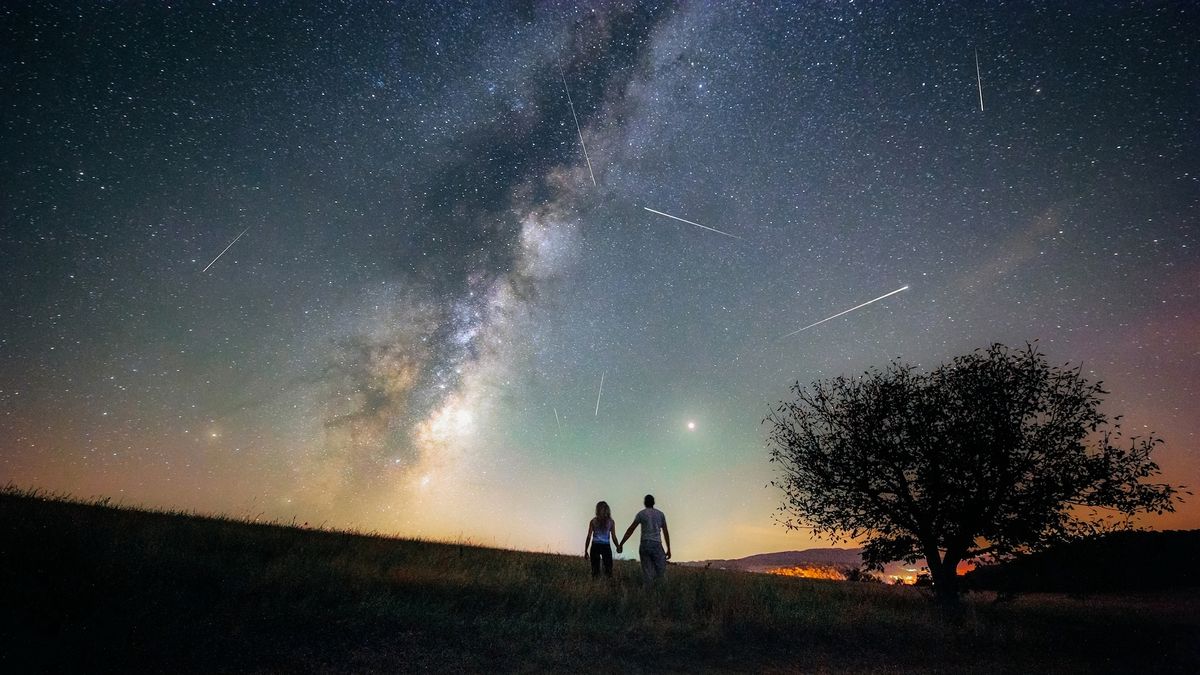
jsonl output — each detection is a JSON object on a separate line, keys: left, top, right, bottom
{"left": 554, "top": 407, "right": 561, "bottom": 431}
{"left": 202, "top": 226, "right": 251, "bottom": 272}
{"left": 643, "top": 207, "right": 744, "bottom": 241}
{"left": 780, "top": 285, "right": 910, "bottom": 338}
{"left": 559, "top": 64, "right": 596, "bottom": 186}
{"left": 975, "top": 48, "right": 984, "bottom": 112}
{"left": 594, "top": 372, "right": 605, "bottom": 417}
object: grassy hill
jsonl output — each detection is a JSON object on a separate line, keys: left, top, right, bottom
{"left": 2, "top": 489, "right": 1198, "bottom": 673}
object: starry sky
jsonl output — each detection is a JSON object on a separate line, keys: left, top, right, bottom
{"left": 2, "top": 1, "right": 1197, "bottom": 560}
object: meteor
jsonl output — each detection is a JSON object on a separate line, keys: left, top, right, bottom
{"left": 780, "top": 285, "right": 910, "bottom": 338}
{"left": 594, "top": 372, "right": 605, "bottom": 417}
{"left": 202, "top": 226, "right": 251, "bottom": 272}
{"left": 643, "top": 207, "right": 744, "bottom": 241}
{"left": 975, "top": 48, "right": 984, "bottom": 112}
{"left": 559, "top": 64, "right": 597, "bottom": 187}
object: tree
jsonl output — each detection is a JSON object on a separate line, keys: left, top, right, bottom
{"left": 765, "top": 343, "right": 1182, "bottom": 600}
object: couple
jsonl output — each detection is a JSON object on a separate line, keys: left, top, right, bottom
{"left": 584, "top": 494, "right": 671, "bottom": 585}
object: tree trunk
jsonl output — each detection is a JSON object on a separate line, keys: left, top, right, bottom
{"left": 924, "top": 545, "right": 961, "bottom": 602}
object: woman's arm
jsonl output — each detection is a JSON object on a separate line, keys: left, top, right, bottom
{"left": 610, "top": 520, "right": 622, "bottom": 554}
{"left": 584, "top": 521, "right": 593, "bottom": 557}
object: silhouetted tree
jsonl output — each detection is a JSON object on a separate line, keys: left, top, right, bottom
{"left": 765, "top": 343, "right": 1182, "bottom": 601}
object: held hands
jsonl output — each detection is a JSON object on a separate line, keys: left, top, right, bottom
{"left": 616, "top": 543, "right": 623, "bottom": 555}
{"left": 665, "top": 549, "right": 671, "bottom": 560}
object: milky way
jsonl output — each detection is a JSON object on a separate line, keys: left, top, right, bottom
{"left": 2, "top": 2, "right": 1197, "bottom": 558}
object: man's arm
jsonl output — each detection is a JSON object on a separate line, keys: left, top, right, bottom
{"left": 662, "top": 523, "right": 671, "bottom": 559}
{"left": 618, "top": 519, "right": 638, "bottom": 548}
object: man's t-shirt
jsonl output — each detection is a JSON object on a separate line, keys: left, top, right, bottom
{"left": 635, "top": 507, "right": 667, "bottom": 544}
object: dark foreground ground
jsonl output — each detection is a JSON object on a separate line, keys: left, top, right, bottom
{"left": 2, "top": 490, "right": 1197, "bottom": 673}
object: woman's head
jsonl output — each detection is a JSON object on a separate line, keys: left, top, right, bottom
{"left": 594, "top": 500, "right": 611, "bottom": 522}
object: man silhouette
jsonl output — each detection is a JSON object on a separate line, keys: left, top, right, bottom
{"left": 619, "top": 494, "right": 671, "bottom": 586}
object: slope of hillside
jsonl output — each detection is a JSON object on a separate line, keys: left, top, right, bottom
{"left": 2, "top": 490, "right": 1198, "bottom": 672}
{"left": 966, "top": 530, "right": 1200, "bottom": 594}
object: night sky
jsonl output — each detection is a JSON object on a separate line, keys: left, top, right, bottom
{"left": 2, "top": 1, "right": 1196, "bottom": 560}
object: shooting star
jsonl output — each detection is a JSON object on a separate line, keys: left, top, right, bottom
{"left": 559, "top": 64, "right": 596, "bottom": 186}
{"left": 975, "top": 48, "right": 984, "bottom": 112}
{"left": 202, "top": 226, "right": 251, "bottom": 272}
{"left": 554, "top": 407, "right": 561, "bottom": 431}
{"left": 643, "top": 207, "right": 745, "bottom": 241}
{"left": 780, "top": 285, "right": 910, "bottom": 339}
{"left": 594, "top": 372, "right": 605, "bottom": 417}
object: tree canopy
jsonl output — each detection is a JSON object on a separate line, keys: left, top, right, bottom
{"left": 765, "top": 343, "right": 1183, "bottom": 598}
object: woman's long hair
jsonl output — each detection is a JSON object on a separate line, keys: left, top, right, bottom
{"left": 593, "top": 501, "right": 612, "bottom": 530}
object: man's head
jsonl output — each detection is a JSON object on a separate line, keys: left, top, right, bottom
{"left": 644, "top": 494, "right": 655, "bottom": 508}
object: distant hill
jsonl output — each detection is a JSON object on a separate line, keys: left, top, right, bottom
{"left": 682, "top": 548, "right": 863, "bottom": 572}
{"left": 965, "top": 529, "right": 1200, "bottom": 594}
{"left": 682, "top": 549, "right": 941, "bottom": 583}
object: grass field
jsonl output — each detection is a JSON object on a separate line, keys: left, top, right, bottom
{"left": 2, "top": 489, "right": 1197, "bottom": 673}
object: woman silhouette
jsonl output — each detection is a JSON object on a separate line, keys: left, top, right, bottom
{"left": 584, "top": 501, "right": 620, "bottom": 577}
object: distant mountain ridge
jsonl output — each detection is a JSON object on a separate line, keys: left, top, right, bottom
{"left": 682, "top": 548, "right": 863, "bottom": 572}
{"left": 682, "top": 548, "right": 938, "bottom": 582}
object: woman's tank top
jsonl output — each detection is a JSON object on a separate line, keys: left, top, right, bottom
{"left": 591, "top": 518, "right": 612, "bottom": 544}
